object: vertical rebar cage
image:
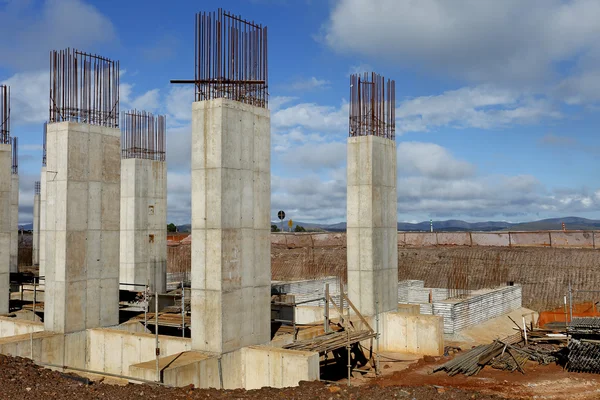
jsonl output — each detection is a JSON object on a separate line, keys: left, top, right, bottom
{"left": 349, "top": 72, "right": 396, "bottom": 140}
{"left": 11, "top": 136, "right": 17, "bottom": 174}
{"left": 121, "top": 110, "right": 166, "bottom": 161}
{"left": 194, "top": 9, "right": 268, "bottom": 108}
{"left": 0, "top": 85, "right": 10, "bottom": 145}
{"left": 35, "top": 181, "right": 41, "bottom": 195}
{"left": 49, "top": 48, "right": 120, "bottom": 128}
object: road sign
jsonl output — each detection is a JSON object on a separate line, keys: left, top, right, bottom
{"left": 288, "top": 219, "right": 293, "bottom": 228}
{"left": 277, "top": 210, "right": 285, "bottom": 220}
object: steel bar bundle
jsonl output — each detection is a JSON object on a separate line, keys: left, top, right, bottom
{"left": 171, "top": 9, "right": 268, "bottom": 108}
{"left": 11, "top": 136, "right": 17, "bottom": 174}
{"left": 0, "top": 85, "right": 10, "bottom": 144}
{"left": 567, "top": 339, "right": 600, "bottom": 373}
{"left": 349, "top": 72, "right": 395, "bottom": 140}
{"left": 35, "top": 181, "right": 41, "bottom": 195}
{"left": 568, "top": 317, "right": 600, "bottom": 335}
{"left": 49, "top": 48, "right": 120, "bottom": 128}
{"left": 283, "top": 329, "right": 376, "bottom": 355}
{"left": 121, "top": 110, "right": 166, "bottom": 161}
{"left": 42, "top": 122, "right": 47, "bottom": 166}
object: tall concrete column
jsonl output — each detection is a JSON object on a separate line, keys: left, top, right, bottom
{"left": 191, "top": 98, "right": 271, "bottom": 354}
{"left": 39, "top": 166, "right": 47, "bottom": 277}
{"left": 44, "top": 122, "right": 121, "bottom": 333}
{"left": 120, "top": 158, "right": 167, "bottom": 293}
{"left": 9, "top": 173, "right": 18, "bottom": 272}
{"left": 347, "top": 135, "right": 398, "bottom": 316}
{"left": 0, "top": 144, "right": 11, "bottom": 314}
{"left": 32, "top": 185, "right": 40, "bottom": 266}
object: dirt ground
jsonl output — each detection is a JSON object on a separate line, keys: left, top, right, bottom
{"left": 4, "top": 351, "right": 600, "bottom": 400}
{"left": 0, "top": 353, "right": 505, "bottom": 400}
{"left": 371, "top": 354, "right": 600, "bottom": 400}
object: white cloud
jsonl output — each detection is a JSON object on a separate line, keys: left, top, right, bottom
{"left": 396, "top": 85, "right": 561, "bottom": 133}
{"left": 0, "top": 0, "right": 117, "bottom": 70}
{"left": 323, "top": 0, "right": 600, "bottom": 84}
{"left": 398, "top": 142, "right": 474, "bottom": 180}
{"left": 272, "top": 101, "right": 348, "bottom": 132}
{"left": 166, "top": 86, "right": 194, "bottom": 122}
{"left": 2, "top": 71, "right": 49, "bottom": 124}
{"left": 288, "top": 77, "right": 331, "bottom": 91}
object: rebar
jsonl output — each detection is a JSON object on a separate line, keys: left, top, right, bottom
{"left": 49, "top": 48, "right": 120, "bottom": 128}
{"left": 42, "top": 122, "right": 47, "bottom": 166}
{"left": 349, "top": 72, "right": 395, "bottom": 140}
{"left": 0, "top": 85, "right": 10, "bottom": 144}
{"left": 121, "top": 110, "right": 166, "bottom": 161}
{"left": 171, "top": 9, "right": 268, "bottom": 108}
{"left": 11, "top": 136, "right": 17, "bottom": 174}
{"left": 35, "top": 181, "right": 41, "bottom": 195}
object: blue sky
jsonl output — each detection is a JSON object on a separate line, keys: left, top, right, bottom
{"left": 2, "top": 0, "right": 600, "bottom": 225}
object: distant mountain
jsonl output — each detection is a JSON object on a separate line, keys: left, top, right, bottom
{"left": 174, "top": 217, "right": 600, "bottom": 233}
{"left": 269, "top": 217, "right": 600, "bottom": 232}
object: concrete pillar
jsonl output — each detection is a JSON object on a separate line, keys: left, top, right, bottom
{"left": 44, "top": 122, "right": 121, "bottom": 333}
{"left": 347, "top": 135, "right": 398, "bottom": 316}
{"left": 0, "top": 144, "right": 10, "bottom": 314}
{"left": 32, "top": 191, "right": 40, "bottom": 266}
{"left": 39, "top": 167, "right": 47, "bottom": 277}
{"left": 120, "top": 158, "right": 167, "bottom": 293}
{"left": 191, "top": 98, "right": 271, "bottom": 354}
{"left": 9, "top": 174, "right": 18, "bottom": 272}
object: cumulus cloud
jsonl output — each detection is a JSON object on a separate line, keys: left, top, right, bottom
{"left": 0, "top": 0, "right": 117, "bottom": 70}
{"left": 272, "top": 101, "right": 348, "bottom": 132}
{"left": 323, "top": 0, "right": 600, "bottom": 85}
{"left": 287, "top": 77, "right": 331, "bottom": 91}
{"left": 396, "top": 85, "right": 561, "bottom": 134}
{"left": 398, "top": 142, "right": 474, "bottom": 180}
{"left": 1, "top": 71, "right": 49, "bottom": 124}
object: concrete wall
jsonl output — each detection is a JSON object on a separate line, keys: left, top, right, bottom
{"left": 0, "top": 144, "right": 10, "bottom": 314}
{"left": 0, "top": 316, "right": 44, "bottom": 336}
{"left": 241, "top": 346, "right": 319, "bottom": 390}
{"left": 87, "top": 328, "right": 191, "bottom": 376}
{"left": 399, "top": 231, "right": 598, "bottom": 249}
{"left": 9, "top": 174, "right": 18, "bottom": 272}
{"left": 347, "top": 135, "right": 398, "bottom": 316}
{"left": 32, "top": 193, "right": 40, "bottom": 265}
{"left": 191, "top": 99, "right": 271, "bottom": 354}
{"left": 39, "top": 167, "right": 47, "bottom": 277}
{"left": 120, "top": 158, "right": 167, "bottom": 293}
{"left": 381, "top": 312, "right": 444, "bottom": 356}
{"left": 45, "top": 122, "right": 120, "bottom": 333}
{"left": 130, "top": 346, "right": 319, "bottom": 389}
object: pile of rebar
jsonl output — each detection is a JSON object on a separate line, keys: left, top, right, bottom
{"left": 283, "top": 329, "right": 376, "bottom": 355}
{"left": 568, "top": 317, "right": 600, "bottom": 335}
{"left": 567, "top": 339, "right": 600, "bottom": 373}
{"left": 434, "top": 336, "right": 557, "bottom": 377}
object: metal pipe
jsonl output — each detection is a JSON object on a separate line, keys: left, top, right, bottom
{"left": 375, "top": 300, "right": 380, "bottom": 376}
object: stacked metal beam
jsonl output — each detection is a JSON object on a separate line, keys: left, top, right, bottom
{"left": 567, "top": 339, "right": 600, "bottom": 374}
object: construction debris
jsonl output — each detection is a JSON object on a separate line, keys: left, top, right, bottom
{"left": 434, "top": 333, "right": 558, "bottom": 377}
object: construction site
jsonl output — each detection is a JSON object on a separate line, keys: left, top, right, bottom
{"left": 1, "top": 7, "right": 600, "bottom": 400}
